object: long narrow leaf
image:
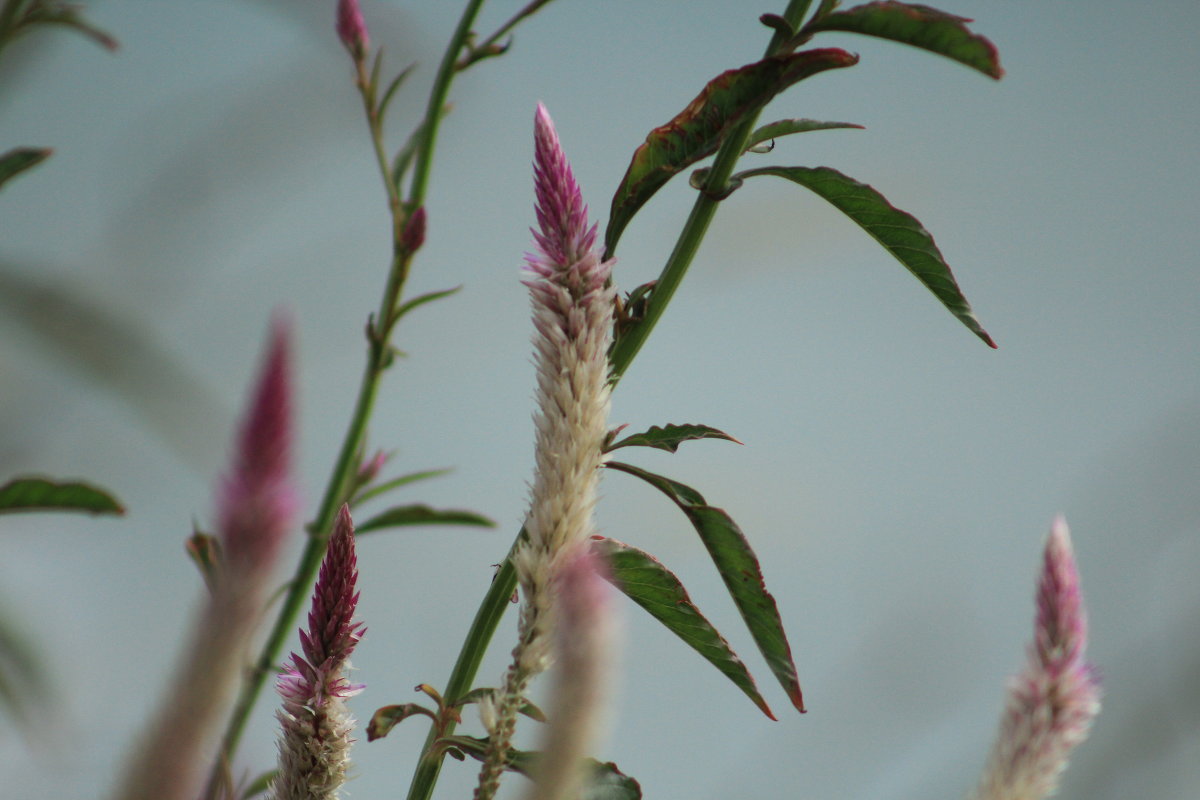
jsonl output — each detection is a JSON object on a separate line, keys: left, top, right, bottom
{"left": 738, "top": 165, "right": 995, "bottom": 347}
{"left": 355, "top": 503, "right": 494, "bottom": 535}
{"left": 0, "top": 476, "right": 124, "bottom": 516}
{"left": 593, "top": 536, "right": 774, "bottom": 718}
{"left": 605, "top": 48, "right": 858, "bottom": 256}
{"left": 606, "top": 423, "right": 741, "bottom": 454}
{"left": 745, "top": 118, "right": 864, "bottom": 152}
{"left": 606, "top": 462, "right": 805, "bottom": 713}
{"left": 803, "top": 1, "right": 1002, "bottom": 79}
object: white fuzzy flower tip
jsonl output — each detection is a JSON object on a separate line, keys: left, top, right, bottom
{"left": 973, "top": 516, "right": 1101, "bottom": 800}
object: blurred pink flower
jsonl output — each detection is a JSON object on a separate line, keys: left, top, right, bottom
{"left": 972, "top": 517, "right": 1101, "bottom": 800}
{"left": 336, "top": 0, "right": 369, "bottom": 57}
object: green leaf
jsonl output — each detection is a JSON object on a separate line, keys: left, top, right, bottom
{"left": 606, "top": 462, "right": 805, "bottom": 713}
{"left": 355, "top": 504, "right": 495, "bottom": 535}
{"left": 440, "top": 736, "right": 642, "bottom": 800}
{"left": 0, "top": 148, "right": 52, "bottom": 190}
{"left": 606, "top": 423, "right": 742, "bottom": 454}
{"left": 592, "top": 536, "right": 775, "bottom": 718}
{"left": 366, "top": 703, "right": 438, "bottom": 741}
{"left": 605, "top": 48, "right": 859, "bottom": 256}
{"left": 803, "top": 1, "right": 1002, "bottom": 79}
{"left": 24, "top": 6, "right": 118, "bottom": 51}
{"left": 352, "top": 467, "right": 453, "bottom": 506}
{"left": 394, "top": 286, "right": 462, "bottom": 321}
{"left": 379, "top": 62, "right": 417, "bottom": 119}
{"left": 745, "top": 118, "right": 864, "bottom": 152}
{"left": 738, "top": 165, "right": 995, "bottom": 347}
{"left": 0, "top": 476, "right": 124, "bottom": 516}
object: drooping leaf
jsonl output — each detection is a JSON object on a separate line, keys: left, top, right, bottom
{"left": 605, "top": 48, "right": 859, "bottom": 256}
{"left": 454, "top": 687, "right": 546, "bottom": 722}
{"left": 0, "top": 477, "right": 124, "bottom": 516}
{"left": 441, "top": 736, "right": 642, "bottom": 800}
{"left": 592, "top": 536, "right": 774, "bottom": 718}
{"left": 366, "top": 703, "right": 438, "bottom": 741}
{"left": 355, "top": 504, "right": 495, "bottom": 535}
{"left": 0, "top": 148, "right": 52, "bottom": 190}
{"left": 606, "top": 423, "right": 742, "bottom": 454}
{"left": 803, "top": 1, "right": 1002, "bottom": 79}
{"left": 738, "top": 165, "right": 995, "bottom": 347}
{"left": 745, "top": 118, "right": 864, "bottom": 152}
{"left": 606, "top": 462, "right": 804, "bottom": 713}
{"left": 24, "top": 5, "right": 119, "bottom": 50}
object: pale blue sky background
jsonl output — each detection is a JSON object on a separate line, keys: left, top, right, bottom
{"left": 1, "top": 1, "right": 1198, "bottom": 798}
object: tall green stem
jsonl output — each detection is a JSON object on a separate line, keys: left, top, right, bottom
{"left": 402, "top": 3, "right": 815, "bottom": 799}
{"left": 201, "top": 5, "right": 487, "bottom": 797}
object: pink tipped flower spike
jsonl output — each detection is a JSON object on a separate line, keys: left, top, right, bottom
{"left": 972, "top": 517, "right": 1101, "bottom": 800}
{"left": 273, "top": 504, "right": 366, "bottom": 800}
{"left": 336, "top": 0, "right": 369, "bottom": 58}
{"left": 218, "top": 316, "right": 297, "bottom": 576}
{"left": 475, "top": 105, "right": 617, "bottom": 800}
{"left": 110, "top": 321, "right": 299, "bottom": 800}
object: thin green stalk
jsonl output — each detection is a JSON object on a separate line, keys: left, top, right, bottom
{"left": 202, "top": 3, "right": 489, "bottom": 794}
{"left": 407, "top": 0, "right": 486, "bottom": 209}
{"left": 402, "top": 5, "right": 815, "bottom": 800}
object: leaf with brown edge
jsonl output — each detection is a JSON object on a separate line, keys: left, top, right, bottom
{"left": 606, "top": 423, "right": 741, "bottom": 454}
{"left": 606, "top": 462, "right": 805, "bottom": 713}
{"left": 366, "top": 703, "right": 438, "bottom": 741}
{"left": 592, "top": 536, "right": 775, "bottom": 719}
{"left": 803, "top": 1, "right": 1002, "bottom": 79}
{"left": 736, "top": 165, "right": 995, "bottom": 347}
{"left": 604, "top": 48, "right": 859, "bottom": 256}
{"left": 0, "top": 476, "right": 124, "bottom": 516}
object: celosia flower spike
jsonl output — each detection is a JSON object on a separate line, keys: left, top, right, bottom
{"left": 110, "top": 321, "right": 298, "bottom": 800}
{"left": 336, "top": 0, "right": 369, "bottom": 58}
{"left": 272, "top": 504, "right": 365, "bottom": 800}
{"left": 218, "top": 316, "right": 297, "bottom": 575}
{"left": 972, "top": 517, "right": 1101, "bottom": 800}
{"left": 475, "top": 105, "right": 616, "bottom": 800}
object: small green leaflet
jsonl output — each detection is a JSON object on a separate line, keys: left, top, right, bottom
{"left": 745, "top": 118, "right": 864, "bottom": 153}
{"left": 593, "top": 536, "right": 774, "bottom": 718}
{"left": 736, "top": 165, "right": 995, "bottom": 347}
{"left": 367, "top": 703, "right": 438, "bottom": 741}
{"left": 606, "top": 462, "right": 805, "bottom": 713}
{"left": 0, "top": 477, "right": 124, "bottom": 516}
{"left": 606, "top": 423, "right": 741, "bottom": 454}
{"left": 355, "top": 504, "right": 495, "bottom": 535}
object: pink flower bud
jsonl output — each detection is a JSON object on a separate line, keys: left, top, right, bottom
{"left": 336, "top": 0, "right": 369, "bottom": 58}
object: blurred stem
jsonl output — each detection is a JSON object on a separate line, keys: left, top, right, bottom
{"left": 402, "top": 3, "right": 813, "bottom": 800}
{"left": 201, "top": 3, "right": 488, "bottom": 796}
